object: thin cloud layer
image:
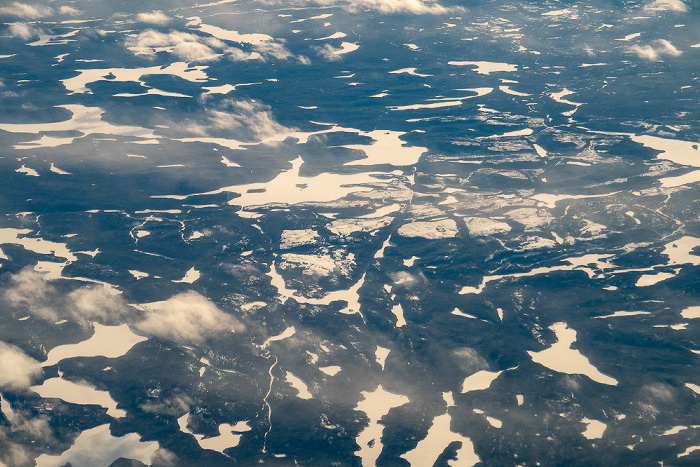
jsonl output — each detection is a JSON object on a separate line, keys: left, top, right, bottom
{"left": 628, "top": 39, "right": 682, "bottom": 60}
{"left": 0, "top": 341, "right": 41, "bottom": 389}
{"left": 0, "top": 2, "right": 52, "bottom": 18}
{"left": 136, "top": 291, "right": 244, "bottom": 344}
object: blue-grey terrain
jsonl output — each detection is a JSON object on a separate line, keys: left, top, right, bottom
{"left": 1, "top": 0, "right": 700, "bottom": 465}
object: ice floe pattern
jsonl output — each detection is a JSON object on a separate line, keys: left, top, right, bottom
{"left": 3, "top": 0, "right": 700, "bottom": 464}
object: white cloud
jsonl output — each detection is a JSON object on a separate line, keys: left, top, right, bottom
{"left": 7, "top": 22, "right": 40, "bottom": 40}
{"left": 263, "top": 0, "right": 459, "bottom": 14}
{"left": 59, "top": 6, "right": 82, "bottom": 16}
{"left": 66, "top": 286, "right": 130, "bottom": 324}
{"left": 0, "top": 413, "right": 54, "bottom": 467}
{"left": 3, "top": 268, "right": 60, "bottom": 321}
{"left": 314, "top": 43, "right": 344, "bottom": 61}
{"left": 0, "top": 2, "right": 53, "bottom": 18}
{"left": 125, "top": 30, "right": 228, "bottom": 62}
{"left": 2, "top": 268, "right": 245, "bottom": 346}
{"left": 227, "top": 47, "right": 259, "bottom": 61}
{"left": 643, "top": 382, "right": 675, "bottom": 401}
{"left": 628, "top": 39, "right": 682, "bottom": 60}
{"left": 629, "top": 44, "right": 660, "bottom": 60}
{"left": 10, "top": 412, "right": 53, "bottom": 440}
{"left": 136, "top": 291, "right": 244, "bottom": 344}
{"left": 0, "top": 408, "right": 55, "bottom": 466}
{"left": 1, "top": 443, "right": 33, "bottom": 467}
{"left": 390, "top": 271, "right": 421, "bottom": 286}
{"left": 249, "top": 40, "right": 293, "bottom": 60}
{"left": 172, "top": 41, "right": 220, "bottom": 61}
{"left": 0, "top": 341, "right": 41, "bottom": 389}
{"left": 167, "top": 98, "right": 291, "bottom": 142}
{"left": 453, "top": 347, "right": 489, "bottom": 373}
{"left": 150, "top": 448, "right": 179, "bottom": 465}
{"left": 140, "top": 394, "right": 191, "bottom": 416}
{"left": 126, "top": 28, "right": 290, "bottom": 62}
{"left": 343, "top": 0, "right": 457, "bottom": 13}
{"left": 214, "top": 99, "right": 290, "bottom": 138}
{"left": 136, "top": 10, "right": 171, "bottom": 24}
{"left": 2, "top": 268, "right": 130, "bottom": 324}
{"left": 187, "top": 19, "right": 292, "bottom": 60}
{"left": 644, "top": 0, "right": 687, "bottom": 12}
{"left": 126, "top": 29, "right": 192, "bottom": 52}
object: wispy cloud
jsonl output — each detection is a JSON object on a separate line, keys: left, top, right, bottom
{"left": 140, "top": 394, "right": 192, "bottom": 416}
{"left": 172, "top": 40, "right": 221, "bottom": 61}
{"left": 0, "top": 2, "right": 52, "bottom": 18}
{"left": 3, "top": 268, "right": 60, "bottom": 321}
{"left": 628, "top": 39, "right": 682, "bottom": 60}
{"left": 314, "top": 43, "right": 344, "bottom": 61}
{"left": 164, "top": 98, "right": 292, "bottom": 142}
{"left": 453, "top": 347, "right": 489, "bottom": 373}
{"left": 644, "top": 0, "right": 688, "bottom": 12}
{"left": 136, "top": 291, "right": 244, "bottom": 344}
{"left": 2, "top": 268, "right": 130, "bottom": 324}
{"left": 0, "top": 341, "right": 41, "bottom": 389}
{"left": 215, "top": 99, "right": 291, "bottom": 138}
{"left": 150, "top": 448, "right": 179, "bottom": 465}
{"left": 125, "top": 30, "right": 226, "bottom": 62}
{"left": 250, "top": 39, "right": 293, "bottom": 60}
{"left": 0, "top": 399, "right": 55, "bottom": 466}
{"left": 136, "top": 10, "right": 171, "bottom": 25}
{"left": 67, "top": 286, "right": 130, "bottom": 323}
{"left": 2, "top": 268, "right": 245, "bottom": 346}
{"left": 126, "top": 27, "right": 292, "bottom": 62}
